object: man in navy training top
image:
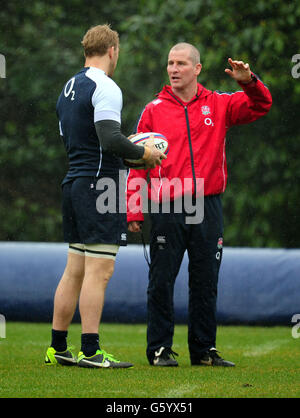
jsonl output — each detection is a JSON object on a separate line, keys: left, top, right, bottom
{"left": 45, "top": 24, "right": 165, "bottom": 369}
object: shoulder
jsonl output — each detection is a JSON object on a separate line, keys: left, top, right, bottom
{"left": 210, "top": 89, "right": 244, "bottom": 106}
{"left": 214, "top": 89, "right": 243, "bottom": 96}
{"left": 85, "top": 68, "right": 122, "bottom": 108}
{"left": 149, "top": 98, "right": 164, "bottom": 107}
{"left": 143, "top": 97, "right": 167, "bottom": 115}
{"left": 141, "top": 96, "right": 162, "bottom": 109}
{"left": 139, "top": 97, "right": 165, "bottom": 120}
{"left": 213, "top": 89, "right": 244, "bottom": 99}
{"left": 86, "top": 67, "right": 121, "bottom": 96}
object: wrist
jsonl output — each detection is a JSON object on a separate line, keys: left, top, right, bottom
{"left": 240, "top": 73, "right": 257, "bottom": 85}
{"left": 142, "top": 145, "right": 151, "bottom": 160}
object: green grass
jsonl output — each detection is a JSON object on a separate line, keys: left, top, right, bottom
{"left": 0, "top": 322, "right": 299, "bottom": 398}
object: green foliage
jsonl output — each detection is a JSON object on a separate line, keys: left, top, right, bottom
{"left": 0, "top": 0, "right": 299, "bottom": 246}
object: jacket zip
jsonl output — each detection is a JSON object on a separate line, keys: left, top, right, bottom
{"left": 166, "top": 90, "right": 201, "bottom": 197}
{"left": 184, "top": 105, "right": 197, "bottom": 196}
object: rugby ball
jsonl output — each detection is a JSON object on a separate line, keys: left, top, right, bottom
{"left": 124, "top": 132, "right": 169, "bottom": 169}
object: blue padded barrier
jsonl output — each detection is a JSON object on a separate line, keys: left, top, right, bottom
{"left": 0, "top": 242, "right": 299, "bottom": 324}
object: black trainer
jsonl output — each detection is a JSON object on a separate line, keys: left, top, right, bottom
{"left": 152, "top": 347, "right": 179, "bottom": 366}
{"left": 191, "top": 348, "right": 235, "bottom": 367}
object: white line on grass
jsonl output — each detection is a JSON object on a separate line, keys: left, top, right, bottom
{"left": 243, "top": 339, "right": 289, "bottom": 357}
{"left": 163, "top": 384, "right": 198, "bottom": 398}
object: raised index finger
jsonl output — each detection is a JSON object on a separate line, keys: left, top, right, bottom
{"left": 228, "top": 58, "right": 238, "bottom": 68}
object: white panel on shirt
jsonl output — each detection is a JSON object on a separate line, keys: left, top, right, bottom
{"left": 85, "top": 67, "right": 123, "bottom": 124}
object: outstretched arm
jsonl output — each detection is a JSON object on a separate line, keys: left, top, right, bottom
{"left": 223, "top": 58, "right": 272, "bottom": 127}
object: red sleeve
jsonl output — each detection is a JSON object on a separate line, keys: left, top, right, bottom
{"left": 126, "top": 105, "right": 152, "bottom": 223}
{"left": 126, "top": 167, "right": 148, "bottom": 223}
{"left": 226, "top": 74, "right": 272, "bottom": 128}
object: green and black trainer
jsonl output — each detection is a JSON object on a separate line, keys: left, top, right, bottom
{"left": 45, "top": 346, "right": 77, "bottom": 366}
{"left": 77, "top": 349, "right": 133, "bottom": 369}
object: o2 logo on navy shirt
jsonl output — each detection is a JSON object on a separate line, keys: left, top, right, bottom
{"left": 64, "top": 77, "right": 76, "bottom": 101}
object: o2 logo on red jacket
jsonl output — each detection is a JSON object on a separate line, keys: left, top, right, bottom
{"left": 204, "top": 117, "right": 214, "bottom": 126}
{"left": 201, "top": 106, "right": 214, "bottom": 126}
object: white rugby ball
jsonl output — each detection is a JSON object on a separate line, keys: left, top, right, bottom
{"left": 124, "top": 132, "right": 169, "bottom": 169}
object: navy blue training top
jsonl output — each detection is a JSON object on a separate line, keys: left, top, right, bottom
{"left": 56, "top": 67, "right": 125, "bottom": 184}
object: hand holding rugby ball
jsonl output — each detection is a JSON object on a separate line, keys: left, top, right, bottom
{"left": 124, "top": 132, "right": 168, "bottom": 169}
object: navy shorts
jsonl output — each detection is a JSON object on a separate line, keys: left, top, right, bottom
{"left": 62, "top": 176, "right": 127, "bottom": 246}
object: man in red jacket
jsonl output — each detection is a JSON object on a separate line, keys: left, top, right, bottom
{"left": 127, "top": 43, "right": 272, "bottom": 367}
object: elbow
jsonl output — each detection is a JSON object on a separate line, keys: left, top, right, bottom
{"left": 265, "top": 89, "right": 273, "bottom": 112}
{"left": 267, "top": 93, "right": 273, "bottom": 112}
{"left": 261, "top": 93, "right": 272, "bottom": 115}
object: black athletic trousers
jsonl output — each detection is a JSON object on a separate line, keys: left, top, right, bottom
{"left": 146, "top": 194, "right": 223, "bottom": 364}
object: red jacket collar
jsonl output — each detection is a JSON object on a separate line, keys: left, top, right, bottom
{"left": 157, "top": 83, "right": 211, "bottom": 105}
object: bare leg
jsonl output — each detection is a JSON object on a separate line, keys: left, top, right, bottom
{"left": 79, "top": 256, "right": 115, "bottom": 334}
{"left": 52, "top": 252, "right": 85, "bottom": 331}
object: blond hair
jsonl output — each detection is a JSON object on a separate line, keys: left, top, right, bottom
{"left": 81, "top": 24, "right": 119, "bottom": 57}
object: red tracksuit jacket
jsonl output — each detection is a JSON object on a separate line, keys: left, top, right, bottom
{"left": 126, "top": 75, "right": 272, "bottom": 223}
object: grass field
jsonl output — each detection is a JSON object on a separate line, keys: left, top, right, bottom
{"left": 0, "top": 322, "right": 299, "bottom": 399}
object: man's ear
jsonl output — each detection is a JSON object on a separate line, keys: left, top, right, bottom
{"left": 108, "top": 46, "right": 115, "bottom": 59}
{"left": 195, "top": 63, "right": 202, "bottom": 76}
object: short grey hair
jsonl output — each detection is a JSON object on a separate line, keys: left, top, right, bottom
{"left": 170, "top": 42, "right": 201, "bottom": 65}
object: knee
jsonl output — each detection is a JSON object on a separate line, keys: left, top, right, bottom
{"left": 102, "top": 265, "right": 115, "bottom": 284}
{"left": 85, "top": 257, "right": 115, "bottom": 288}
{"left": 95, "top": 263, "right": 115, "bottom": 290}
{"left": 64, "top": 266, "right": 85, "bottom": 283}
